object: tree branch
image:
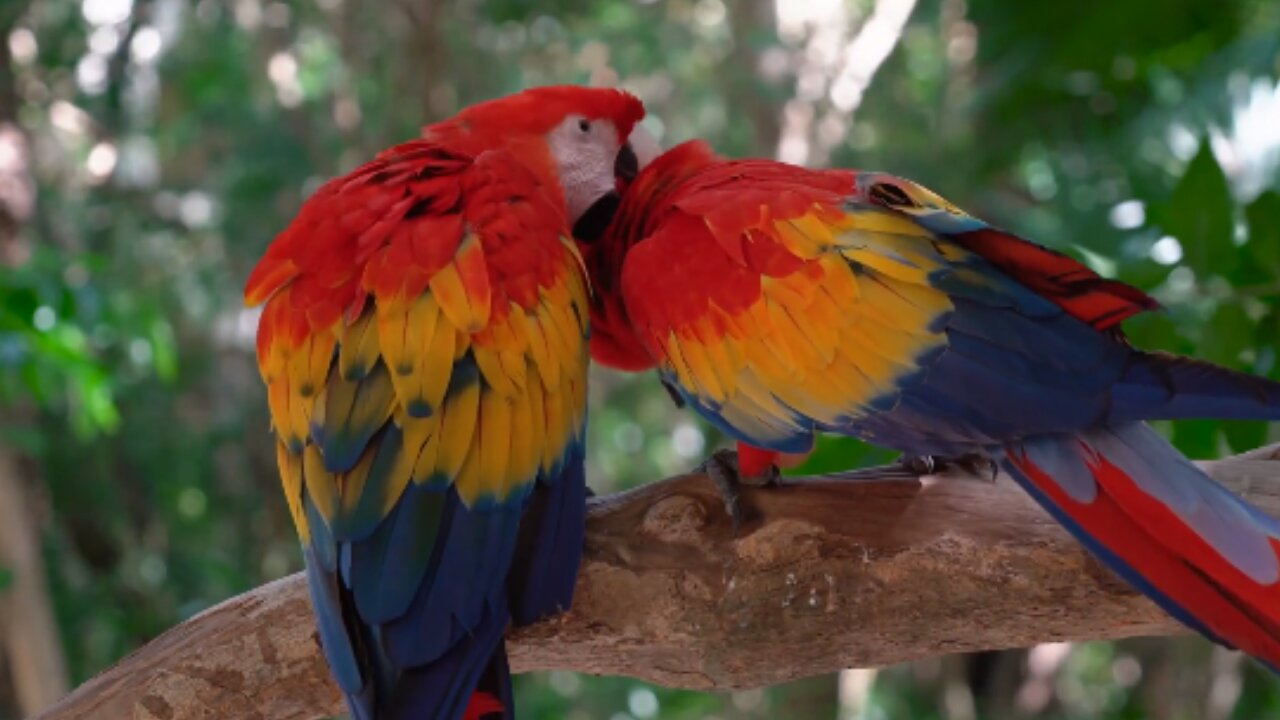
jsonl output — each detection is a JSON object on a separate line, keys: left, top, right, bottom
{"left": 36, "top": 444, "right": 1280, "bottom": 720}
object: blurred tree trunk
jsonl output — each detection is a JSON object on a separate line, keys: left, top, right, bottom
{"left": 0, "top": 8, "right": 71, "bottom": 712}
{"left": 0, "top": 0, "right": 33, "bottom": 264}
{"left": 726, "top": 0, "right": 782, "bottom": 154}
{"left": 0, "top": 452, "right": 70, "bottom": 715}
{"left": 403, "top": 0, "right": 453, "bottom": 123}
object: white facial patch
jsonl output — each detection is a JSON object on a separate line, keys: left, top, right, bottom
{"left": 547, "top": 115, "right": 623, "bottom": 223}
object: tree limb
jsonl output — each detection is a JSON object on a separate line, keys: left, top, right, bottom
{"left": 36, "top": 444, "right": 1280, "bottom": 720}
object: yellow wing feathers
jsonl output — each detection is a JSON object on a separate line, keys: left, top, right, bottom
{"left": 257, "top": 236, "right": 589, "bottom": 542}
{"left": 645, "top": 206, "right": 955, "bottom": 435}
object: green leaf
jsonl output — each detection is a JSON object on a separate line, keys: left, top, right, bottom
{"left": 1170, "top": 418, "right": 1220, "bottom": 459}
{"left": 149, "top": 319, "right": 178, "bottom": 383}
{"left": 1122, "top": 310, "right": 1184, "bottom": 353}
{"left": 0, "top": 566, "right": 11, "bottom": 591}
{"left": 3, "top": 288, "right": 39, "bottom": 329}
{"left": 1245, "top": 190, "right": 1280, "bottom": 279}
{"left": 784, "top": 434, "right": 898, "bottom": 476}
{"left": 1222, "top": 420, "right": 1268, "bottom": 454}
{"left": 1165, "top": 139, "right": 1235, "bottom": 277}
{"left": 1199, "top": 302, "right": 1251, "bottom": 368}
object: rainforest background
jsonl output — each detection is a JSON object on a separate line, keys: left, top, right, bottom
{"left": 2, "top": 0, "right": 1280, "bottom": 717}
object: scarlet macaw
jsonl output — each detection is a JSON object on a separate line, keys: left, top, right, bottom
{"left": 582, "top": 138, "right": 1280, "bottom": 668}
{"left": 245, "top": 86, "right": 646, "bottom": 720}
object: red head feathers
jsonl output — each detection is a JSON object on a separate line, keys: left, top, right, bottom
{"left": 428, "top": 85, "right": 645, "bottom": 152}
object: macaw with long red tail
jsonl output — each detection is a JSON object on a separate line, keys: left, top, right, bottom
{"left": 245, "top": 86, "right": 646, "bottom": 720}
{"left": 581, "top": 138, "right": 1280, "bottom": 669}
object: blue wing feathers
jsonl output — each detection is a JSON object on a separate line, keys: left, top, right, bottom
{"left": 381, "top": 495, "right": 517, "bottom": 667}
{"left": 349, "top": 481, "right": 448, "bottom": 624}
{"left": 510, "top": 439, "right": 589, "bottom": 626}
{"left": 316, "top": 363, "right": 396, "bottom": 474}
{"left": 303, "top": 546, "right": 365, "bottom": 696}
{"left": 477, "top": 642, "right": 516, "bottom": 720}
{"left": 336, "top": 423, "right": 407, "bottom": 540}
{"left": 943, "top": 328, "right": 1111, "bottom": 399}
{"left": 923, "top": 348, "right": 1107, "bottom": 436}
{"left": 828, "top": 278, "right": 1280, "bottom": 455}
{"left": 943, "top": 297, "right": 1120, "bottom": 372}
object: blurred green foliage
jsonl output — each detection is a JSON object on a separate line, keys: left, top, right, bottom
{"left": 1, "top": 0, "right": 1279, "bottom": 718}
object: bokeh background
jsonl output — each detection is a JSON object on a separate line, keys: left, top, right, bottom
{"left": 2, "top": 0, "right": 1280, "bottom": 717}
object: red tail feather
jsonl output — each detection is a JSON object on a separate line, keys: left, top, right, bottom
{"left": 1007, "top": 448, "right": 1280, "bottom": 666}
{"left": 953, "top": 229, "right": 1159, "bottom": 330}
{"left": 463, "top": 691, "right": 505, "bottom": 720}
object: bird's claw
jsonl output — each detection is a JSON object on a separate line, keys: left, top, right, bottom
{"left": 955, "top": 453, "right": 999, "bottom": 482}
{"left": 898, "top": 453, "right": 998, "bottom": 482}
{"left": 900, "top": 454, "right": 937, "bottom": 475}
{"left": 697, "top": 449, "right": 776, "bottom": 533}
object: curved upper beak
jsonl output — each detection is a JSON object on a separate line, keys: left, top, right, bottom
{"left": 615, "top": 141, "right": 640, "bottom": 186}
{"left": 573, "top": 139, "right": 643, "bottom": 244}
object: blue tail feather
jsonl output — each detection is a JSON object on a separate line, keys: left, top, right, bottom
{"left": 1113, "top": 351, "right": 1280, "bottom": 423}
{"left": 474, "top": 641, "right": 515, "bottom": 720}
{"left": 384, "top": 605, "right": 511, "bottom": 720}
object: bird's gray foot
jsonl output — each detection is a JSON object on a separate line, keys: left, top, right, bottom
{"left": 898, "top": 452, "right": 998, "bottom": 481}
{"left": 697, "top": 448, "right": 778, "bottom": 533}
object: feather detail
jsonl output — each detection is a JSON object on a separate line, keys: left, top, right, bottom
{"left": 600, "top": 144, "right": 1280, "bottom": 676}
{"left": 243, "top": 89, "right": 616, "bottom": 717}
{"left": 1003, "top": 425, "right": 1280, "bottom": 667}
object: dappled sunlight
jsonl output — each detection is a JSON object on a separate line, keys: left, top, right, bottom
{"left": 775, "top": 0, "right": 917, "bottom": 166}
{"left": 1218, "top": 76, "right": 1280, "bottom": 197}
{"left": 2, "top": 0, "right": 1279, "bottom": 717}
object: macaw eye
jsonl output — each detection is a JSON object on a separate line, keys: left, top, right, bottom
{"left": 577, "top": 119, "right": 591, "bottom": 133}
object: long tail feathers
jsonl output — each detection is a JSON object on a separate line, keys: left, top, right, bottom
{"left": 999, "top": 423, "right": 1280, "bottom": 669}
{"left": 309, "top": 556, "right": 511, "bottom": 720}
{"left": 1114, "top": 351, "right": 1280, "bottom": 423}
{"left": 378, "top": 612, "right": 510, "bottom": 720}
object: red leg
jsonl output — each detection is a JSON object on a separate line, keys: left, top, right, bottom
{"left": 736, "top": 443, "right": 779, "bottom": 480}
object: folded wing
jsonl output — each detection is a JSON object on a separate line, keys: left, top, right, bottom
{"left": 615, "top": 154, "right": 1280, "bottom": 669}
{"left": 248, "top": 140, "right": 589, "bottom": 720}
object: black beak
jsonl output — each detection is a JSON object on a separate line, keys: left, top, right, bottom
{"left": 615, "top": 142, "right": 639, "bottom": 184}
{"left": 572, "top": 191, "right": 619, "bottom": 244}
{"left": 572, "top": 142, "right": 639, "bottom": 244}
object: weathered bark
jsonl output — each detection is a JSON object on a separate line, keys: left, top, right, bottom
{"left": 35, "top": 444, "right": 1280, "bottom": 720}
